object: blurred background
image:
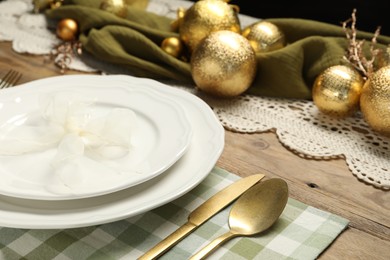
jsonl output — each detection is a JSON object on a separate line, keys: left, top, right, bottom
{"left": 231, "top": 0, "right": 388, "bottom": 36}
{"left": 186, "top": 0, "right": 388, "bottom": 36}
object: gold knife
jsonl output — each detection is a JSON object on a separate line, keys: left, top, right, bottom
{"left": 138, "top": 173, "right": 265, "bottom": 260}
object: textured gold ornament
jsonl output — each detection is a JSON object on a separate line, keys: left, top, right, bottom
{"left": 360, "top": 65, "right": 390, "bottom": 136}
{"left": 242, "top": 21, "right": 286, "bottom": 53}
{"left": 179, "top": 0, "right": 241, "bottom": 53}
{"left": 56, "top": 19, "right": 78, "bottom": 41}
{"left": 312, "top": 65, "right": 364, "bottom": 117}
{"left": 161, "top": 37, "right": 183, "bottom": 58}
{"left": 100, "top": 0, "right": 128, "bottom": 18}
{"left": 191, "top": 30, "right": 257, "bottom": 97}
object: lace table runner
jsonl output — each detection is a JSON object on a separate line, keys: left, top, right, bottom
{"left": 1, "top": 0, "right": 389, "bottom": 189}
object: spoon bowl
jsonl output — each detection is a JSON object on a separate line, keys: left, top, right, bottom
{"left": 190, "top": 178, "right": 289, "bottom": 260}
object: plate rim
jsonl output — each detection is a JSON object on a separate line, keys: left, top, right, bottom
{"left": 0, "top": 77, "right": 193, "bottom": 200}
{"left": 0, "top": 74, "right": 224, "bottom": 229}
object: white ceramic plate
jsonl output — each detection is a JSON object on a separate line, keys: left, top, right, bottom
{"left": 0, "top": 75, "right": 224, "bottom": 229}
{"left": 0, "top": 76, "right": 192, "bottom": 200}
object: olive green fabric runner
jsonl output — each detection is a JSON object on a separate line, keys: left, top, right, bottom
{"left": 46, "top": 0, "right": 390, "bottom": 99}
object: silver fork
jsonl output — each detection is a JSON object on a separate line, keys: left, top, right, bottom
{"left": 0, "top": 69, "right": 22, "bottom": 89}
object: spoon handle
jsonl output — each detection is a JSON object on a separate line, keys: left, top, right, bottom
{"left": 189, "top": 231, "right": 237, "bottom": 260}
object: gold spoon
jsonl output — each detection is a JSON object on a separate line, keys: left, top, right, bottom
{"left": 190, "top": 178, "right": 289, "bottom": 260}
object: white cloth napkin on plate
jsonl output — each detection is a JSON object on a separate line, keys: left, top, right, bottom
{"left": 0, "top": 92, "right": 137, "bottom": 189}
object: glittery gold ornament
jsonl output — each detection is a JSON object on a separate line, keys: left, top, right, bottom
{"left": 100, "top": 0, "right": 128, "bottom": 18}
{"left": 242, "top": 21, "right": 286, "bottom": 53}
{"left": 360, "top": 65, "right": 390, "bottom": 136}
{"left": 312, "top": 65, "right": 364, "bottom": 117}
{"left": 179, "top": 0, "right": 241, "bottom": 53}
{"left": 191, "top": 30, "right": 257, "bottom": 97}
{"left": 56, "top": 19, "right": 78, "bottom": 41}
{"left": 161, "top": 37, "right": 183, "bottom": 58}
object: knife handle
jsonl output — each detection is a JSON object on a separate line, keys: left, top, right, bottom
{"left": 138, "top": 221, "right": 197, "bottom": 260}
{"left": 189, "top": 231, "right": 237, "bottom": 260}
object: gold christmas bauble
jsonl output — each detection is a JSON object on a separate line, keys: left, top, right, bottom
{"left": 100, "top": 0, "right": 128, "bottom": 18}
{"left": 312, "top": 65, "right": 364, "bottom": 117}
{"left": 179, "top": 0, "right": 241, "bottom": 53}
{"left": 56, "top": 18, "right": 78, "bottom": 41}
{"left": 360, "top": 65, "right": 390, "bottom": 136}
{"left": 161, "top": 37, "right": 183, "bottom": 58}
{"left": 191, "top": 30, "right": 257, "bottom": 97}
{"left": 242, "top": 21, "right": 286, "bottom": 53}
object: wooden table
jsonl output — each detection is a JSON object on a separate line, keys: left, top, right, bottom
{"left": 1, "top": 41, "right": 389, "bottom": 259}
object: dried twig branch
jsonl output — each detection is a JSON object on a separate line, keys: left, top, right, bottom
{"left": 45, "top": 41, "right": 83, "bottom": 73}
{"left": 342, "top": 9, "right": 382, "bottom": 79}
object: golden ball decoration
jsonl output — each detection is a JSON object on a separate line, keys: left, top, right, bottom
{"left": 312, "top": 65, "right": 364, "bottom": 117}
{"left": 56, "top": 18, "right": 78, "bottom": 41}
{"left": 100, "top": 0, "right": 128, "bottom": 18}
{"left": 360, "top": 65, "right": 390, "bottom": 136}
{"left": 161, "top": 37, "right": 184, "bottom": 58}
{"left": 179, "top": 0, "right": 241, "bottom": 53}
{"left": 242, "top": 21, "right": 286, "bottom": 53}
{"left": 191, "top": 30, "right": 257, "bottom": 98}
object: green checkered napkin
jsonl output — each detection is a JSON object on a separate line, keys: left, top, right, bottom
{"left": 0, "top": 167, "right": 348, "bottom": 260}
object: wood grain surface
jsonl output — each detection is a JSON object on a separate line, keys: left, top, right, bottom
{"left": 1, "top": 41, "right": 389, "bottom": 259}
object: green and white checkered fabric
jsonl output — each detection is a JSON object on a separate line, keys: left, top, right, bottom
{"left": 0, "top": 167, "right": 348, "bottom": 260}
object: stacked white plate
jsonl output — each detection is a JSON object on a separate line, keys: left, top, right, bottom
{"left": 0, "top": 75, "right": 224, "bottom": 229}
